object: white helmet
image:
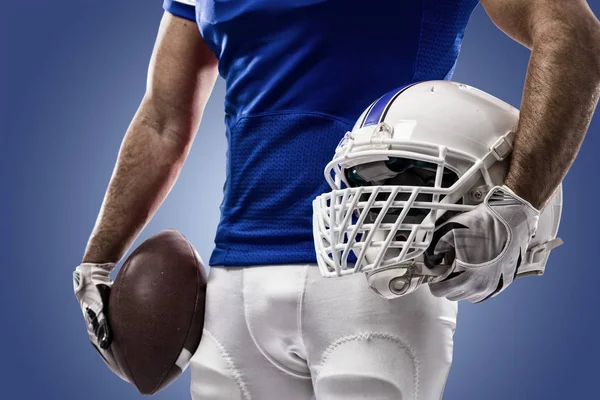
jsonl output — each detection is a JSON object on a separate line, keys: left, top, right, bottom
{"left": 312, "top": 81, "right": 563, "bottom": 296}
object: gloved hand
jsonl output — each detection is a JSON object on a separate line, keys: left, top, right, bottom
{"left": 73, "top": 262, "right": 129, "bottom": 381}
{"left": 428, "top": 185, "right": 540, "bottom": 303}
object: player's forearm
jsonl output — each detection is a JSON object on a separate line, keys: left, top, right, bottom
{"left": 82, "top": 99, "right": 195, "bottom": 263}
{"left": 505, "top": 14, "right": 600, "bottom": 209}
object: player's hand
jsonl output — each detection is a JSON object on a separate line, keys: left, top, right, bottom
{"left": 73, "top": 263, "right": 129, "bottom": 382}
{"left": 428, "top": 185, "right": 540, "bottom": 303}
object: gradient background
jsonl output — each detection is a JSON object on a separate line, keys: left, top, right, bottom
{"left": 3, "top": 1, "right": 600, "bottom": 399}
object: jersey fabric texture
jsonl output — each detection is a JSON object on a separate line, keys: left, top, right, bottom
{"left": 163, "top": 0, "right": 480, "bottom": 267}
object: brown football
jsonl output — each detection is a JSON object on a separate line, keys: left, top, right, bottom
{"left": 108, "top": 229, "right": 207, "bottom": 395}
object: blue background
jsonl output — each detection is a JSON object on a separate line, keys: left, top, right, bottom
{"left": 2, "top": 1, "right": 600, "bottom": 399}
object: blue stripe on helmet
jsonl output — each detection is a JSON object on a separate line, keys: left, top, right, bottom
{"left": 362, "top": 90, "right": 398, "bottom": 127}
{"left": 361, "top": 84, "right": 415, "bottom": 127}
{"left": 359, "top": 100, "right": 377, "bottom": 127}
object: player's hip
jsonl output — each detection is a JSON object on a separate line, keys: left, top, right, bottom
{"left": 202, "top": 264, "right": 457, "bottom": 373}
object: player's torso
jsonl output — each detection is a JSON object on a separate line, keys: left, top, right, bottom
{"left": 181, "top": 0, "right": 480, "bottom": 265}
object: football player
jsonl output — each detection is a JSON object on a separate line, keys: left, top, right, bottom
{"left": 73, "top": 1, "right": 600, "bottom": 399}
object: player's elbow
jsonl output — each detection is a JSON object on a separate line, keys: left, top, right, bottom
{"left": 136, "top": 94, "right": 202, "bottom": 152}
{"left": 531, "top": 5, "right": 600, "bottom": 78}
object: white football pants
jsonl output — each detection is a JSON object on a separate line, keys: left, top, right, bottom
{"left": 189, "top": 265, "right": 458, "bottom": 400}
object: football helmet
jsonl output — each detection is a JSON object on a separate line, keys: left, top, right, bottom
{"left": 312, "top": 81, "right": 563, "bottom": 298}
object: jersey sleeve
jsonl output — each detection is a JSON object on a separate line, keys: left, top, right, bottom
{"left": 163, "top": 0, "right": 196, "bottom": 22}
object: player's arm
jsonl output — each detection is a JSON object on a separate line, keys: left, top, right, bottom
{"left": 82, "top": 11, "right": 218, "bottom": 263}
{"left": 480, "top": 0, "right": 600, "bottom": 209}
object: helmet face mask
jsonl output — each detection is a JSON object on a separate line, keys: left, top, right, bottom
{"left": 313, "top": 81, "right": 563, "bottom": 293}
{"left": 314, "top": 131, "right": 498, "bottom": 277}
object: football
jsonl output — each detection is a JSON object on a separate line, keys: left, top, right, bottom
{"left": 108, "top": 229, "right": 207, "bottom": 395}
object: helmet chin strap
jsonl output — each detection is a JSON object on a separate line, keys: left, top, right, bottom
{"left": 517, "top": 237, "right": 564, "bottom": 277}
{"left": 364, "top": 258, "right": 452, "bottom": 299}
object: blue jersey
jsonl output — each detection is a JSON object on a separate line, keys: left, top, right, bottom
{"left": 163, "top": 0, "right": 479, "bottom": 266}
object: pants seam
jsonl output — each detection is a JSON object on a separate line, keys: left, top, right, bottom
{"left": 297, "top": 265, "right": 310, "bottom": 364}
{"left": 203, "top": 329, "right": 252, "bottom": 400}
{"left": 242, "top": 267, "right": 312, "bottom": 380}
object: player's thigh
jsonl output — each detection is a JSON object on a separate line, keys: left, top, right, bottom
{"left": 189, "top": 266, "right": 313, "bottom": 400}
{"left": 303, "top": 268, "right": 457, "bottom": 400}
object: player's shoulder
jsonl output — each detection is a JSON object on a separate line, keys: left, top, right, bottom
{"left": 163, "top": 0, "right": 197, "bottom": 22}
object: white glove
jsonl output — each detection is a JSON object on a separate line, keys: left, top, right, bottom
{"left": 428, "top": 185, "right": 540, "bottom": 303}
{"left": 73, "top": 263, "right": 129, "bottom": 382}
